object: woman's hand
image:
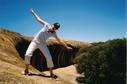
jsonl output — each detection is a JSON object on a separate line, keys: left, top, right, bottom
{"left": 66, "top": 46, "right": 72, "bottom": 50}
{"left": 30, "top": 8, "right": 34, "bottom": 14}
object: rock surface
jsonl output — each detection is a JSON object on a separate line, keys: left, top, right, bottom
{"left": 0, "top": 29, "right": 91, "bottom": 84}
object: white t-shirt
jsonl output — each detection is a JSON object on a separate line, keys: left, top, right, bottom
{"left": 32, "top": 22, "right": 57, "bottom": 44}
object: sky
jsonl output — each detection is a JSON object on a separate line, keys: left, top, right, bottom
{"left": 0, "top": 0, "right": 126, "bottom": 42}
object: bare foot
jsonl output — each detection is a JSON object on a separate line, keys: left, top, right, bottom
{"left": 22, "top": 69, "right": 29, "bottom": 75}
{"left": 50, "top": 74, "right": 58, "bottom": 79}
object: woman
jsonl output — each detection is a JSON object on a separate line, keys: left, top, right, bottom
{"left": 23, "top": 9, "right": 72, "bottom": 78}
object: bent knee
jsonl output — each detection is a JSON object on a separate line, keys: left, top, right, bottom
{"left": 25, "top": 55, "right": 32, "bottom": 64}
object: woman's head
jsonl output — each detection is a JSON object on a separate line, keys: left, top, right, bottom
{"left": 51, "top": 22, "right": 60, "bottom": 31}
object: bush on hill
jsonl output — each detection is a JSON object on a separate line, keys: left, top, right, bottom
{"left": 74, "top": 38, "right": 126, "bottom": 84}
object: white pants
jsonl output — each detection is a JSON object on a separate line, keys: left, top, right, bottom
{"left": 25, "top": 41, "right": 54, "bottom": 68}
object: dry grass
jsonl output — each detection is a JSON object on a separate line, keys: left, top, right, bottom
{"left": 0, "top": 29, "right": 91, "bottom": 84}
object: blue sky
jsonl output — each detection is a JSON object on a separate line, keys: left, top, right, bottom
{"left": 0, "top": 0, "right": 126, "bottom": 42}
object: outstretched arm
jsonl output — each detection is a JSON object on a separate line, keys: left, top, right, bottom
{"left": 53, "top": 35, "right": 72, "bottom": 50}
{"left": 30, "top": 9, "right": 45, "bottom": 25}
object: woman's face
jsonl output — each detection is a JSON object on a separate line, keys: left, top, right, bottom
{"left": 51, "top": 25, "right": 57, "bottom": 31}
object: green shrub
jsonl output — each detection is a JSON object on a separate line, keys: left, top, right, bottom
{"left": 74, "top": 38, "right": 126, "bottom": 84}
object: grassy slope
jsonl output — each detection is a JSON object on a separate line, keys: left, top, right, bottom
{"left": 0, "top": 29, "right": 91, "bottom": 84}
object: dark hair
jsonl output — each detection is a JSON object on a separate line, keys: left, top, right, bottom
{"left": 53, "top": 22, "right": 60, "bottom": 30}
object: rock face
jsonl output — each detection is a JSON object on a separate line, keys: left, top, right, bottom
{"left": 0, "top": 29, "right": 91, "bottom": 84}
{"left": 15, "top": 33, "right": 91, "bottom": 71}
{"left": 16, "top": 39, "right": 90, "bottom": 71}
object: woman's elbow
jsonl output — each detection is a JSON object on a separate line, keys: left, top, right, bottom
{"left": 37, "top": 18, "right": 41, "bottom": 21}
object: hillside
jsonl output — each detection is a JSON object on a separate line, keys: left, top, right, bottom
{"left": 74, "top": 38, "right": 126, "bottom": 84}
{"left": 0, "top": 29, "right": 91, "bottom": 84}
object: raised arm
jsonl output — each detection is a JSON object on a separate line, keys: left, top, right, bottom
{"left": 53, "top": 35, "right": 72, "bottom": 50}
{"left": 30, "top": 9, "right": 45, "bottom": 25}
